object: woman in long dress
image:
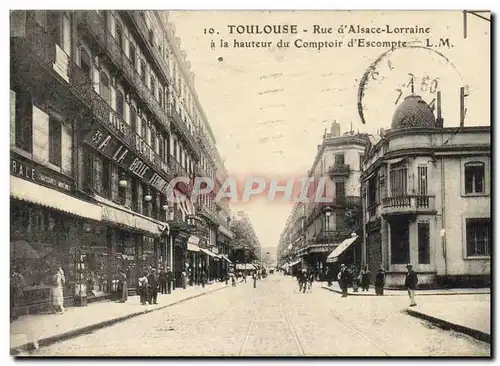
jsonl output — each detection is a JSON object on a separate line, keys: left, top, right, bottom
{"left": 51, "top": 267, "right": 65, "bottom": 313}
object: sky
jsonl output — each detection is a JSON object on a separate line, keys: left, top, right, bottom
{"left": 168, "top": 10, "right": 490, "bottom": 251}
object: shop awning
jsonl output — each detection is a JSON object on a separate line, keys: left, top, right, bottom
{"left": 200, "top": 247, "right": 219, "bottom": 258}
{"left": 326, "top": 235, "right": 359, "bottom": 263}
{"left": 218, "top": 225, "right": 234, "bottom": 239}
{"left": 10, "top": 176, "right": 102, "bottom": 221}
{"left": 188, "top": 243, "right": 200, "bottom": 252}
{"left": 94, "top": 195, "right": 166, "bottom": 236}
{"left": 289, "top": 260, "right": 301, "bottom": 267}
{"left": 220, "top": 254, "right": 232, "bottom": 264}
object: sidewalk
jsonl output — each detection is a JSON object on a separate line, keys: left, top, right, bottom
{"left": 321, "top": 282, "right": 490, "bottom": 296}
{"left": 10, "top": 282, "right": 228, "bottom": 354}
{"left": 321, "top": 282, "right": 490, "bottom": 343}
{"left": 405, "top": 297, "right": 490, "bottom": 343}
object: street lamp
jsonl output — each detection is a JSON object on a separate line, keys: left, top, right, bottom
{"left": 324, "top": 206, "right": 333, "bottom": 274}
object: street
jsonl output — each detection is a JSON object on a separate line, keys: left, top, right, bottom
{"left": 31, "top": 274, "right": 490, "bottom": 357}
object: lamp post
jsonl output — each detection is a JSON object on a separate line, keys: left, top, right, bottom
{"left": 324, "top": 206, "right": 333, "bottom": 273}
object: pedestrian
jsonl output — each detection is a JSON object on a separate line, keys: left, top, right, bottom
{"left": 338, "top": 264, "right": 350, "bottom": 298}
{"left": 405, "top": 263, "right": 418, "bottom": 307}
{"left": 225, "top": 273, "right": 229, "bottom": 285}
{"left": 299, "top": 269, "right": 307, "bottom": 293}
{"left": 201, "top": 270, "right": 208, "bottom": 288}
{"left": 50, "top": 266, "right": 66, "bottom": 313}
{"left": 360, "top": 266, "right": 371, "bottom": 291}
{"left": 252, "top": 271, "right": 257, "bottom": 288}
{"left": 181, "top": 270, "right": 187, "bottom": 289}
{"left": 10, "top": 267, "right": 25, "bottom": 322}
{"left": 118, "top": 270, "right": 128, "bottom": 302}
{"left": 351, "top": 265, "right": 360, "bottom": 292}
{"left": 138, "top": 272, "right": 149, "bottom": 305}
{"left": 375, "top": 268, "right": 385, "bottom": 296}
{"left": 148, "top": 268, "right": 159, "bottom": 305}
{"left": 166, "top": 267, "right": 173, "bottom": 294}
{"left": 243, "top": 272, "right": 247, "bottom": 283}
{"left": 230, "top": 272, "right": 237, "bottom": 287}
{"left": 307, "top": 270, "right": 314, "bottom": 292}
{"left": 159, "top": 266, "right": 167, "bottom": 294}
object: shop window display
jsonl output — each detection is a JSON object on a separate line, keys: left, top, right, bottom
{"left": 115, "top": 230, "right": 137, "bottom": 289}
{"left": 10, "top": 202, "right": 74, "bottom": 310}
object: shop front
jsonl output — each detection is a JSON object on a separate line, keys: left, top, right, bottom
{"left": 93, "top": 194, "right": 167, "bottom": 294}
{"left": 10, "top": 156, "right": 103, "bottom": 314}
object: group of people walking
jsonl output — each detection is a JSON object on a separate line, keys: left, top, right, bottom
{"left": 336, "top": 264, "right": 387, "bottom": 297}
{"left": 296, "top": 269, "right": 315, "bottom": 293}
{"left": 227, "top": 269, "right": 264, "bottom": 288}
{"left": 334, "top": 263, "right": 419, "bottom": 306}
{"left": 136, "top": 266, "right": 174, "bottom": 305}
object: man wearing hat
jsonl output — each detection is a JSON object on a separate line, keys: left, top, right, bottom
{"left": 404, "top": 263, "right": 418, "bottom": 306}
{"left": 338, "top": 264, "right": 350, "bottom": 298}
{"left": 147, "top": 268, "right": 159, "bottom": 305}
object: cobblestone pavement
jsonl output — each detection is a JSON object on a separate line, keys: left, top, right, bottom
{"left": 29, "top": 275, "right": 490, "bottom": 357}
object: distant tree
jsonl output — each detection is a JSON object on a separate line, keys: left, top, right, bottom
{"left": 229, "top": 214, "right": 261, "bottom": 263}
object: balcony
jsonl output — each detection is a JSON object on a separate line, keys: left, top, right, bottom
{"left": 305, "top": 196, "right": 361, "bottom": 226}
{"left": 381, "top": 195, "right": 437, "bottom": 217}
{"left": 124, "top": 11, "right": 170, "bottom": 85}
{"left": 79, "top": 11, "right": 170, "bottom": 134}
{"left": 313, "top": 229, "right": 352, "bottom": 244}
{"left": 329, "top": 164, "right": 351, "bottom": 178}
{"left": 168, "top": 104, "right": 201, "bottom": 159}
{"left": 195, "top": 202, "right": 220, "bottom": 226}
{"left": 90, "top": 90, "right": 173, "bottom": 180}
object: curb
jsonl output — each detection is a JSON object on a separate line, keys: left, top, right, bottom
{"left": 321, "top": 286, "right": 490, "bottom": 297}
{"left": 405, "top": 309, "right": 490, "bottom": 344}
{"left": 11, "top": 285, "right": 229, "bottom": 355}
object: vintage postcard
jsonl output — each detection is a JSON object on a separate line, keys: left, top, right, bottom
{"left": 9, "top": 9, "right": 490, "bottom": 357}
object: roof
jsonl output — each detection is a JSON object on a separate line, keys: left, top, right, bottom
{"left": 391, "top": 95, "right": 437, "bottom": 130}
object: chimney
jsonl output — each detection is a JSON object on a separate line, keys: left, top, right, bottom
{"left": 436, "top": 91, "right": 444, "bottom": 128}
{"left": 330, "top": 121, "right": 341, "bottom": 137}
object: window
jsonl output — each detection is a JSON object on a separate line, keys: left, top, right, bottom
{"left": 466, "top": 218, "right": 491, "bottom": 257}
{"left": 115, "top": 23, "right": 123, "bottom": 50}
{"left": 418, "top": 222, "right": 430, "bottom": 264}
{"left": 80, "top": 47, "right": 92, "bottom": 80}
{"left": 34, "top": 10, "right": 48, "bottom": 29}
{"left": 158, "top": 135, "right": 164, "bottom": 161}
{"left": 158, "top": 87, "right": 163, "bottom": 108}
{"left": 390, "top": 218, "right": 410, "bottom": 264}
{"left": 150, "top": 125, "right": 156, "bottom": 151}
{"left": 130, "top": 106, "right": 137, "bottom": 132}
{"left": 129, "top": 43, "right": 136, "bottom": 69}
{"left": 49, "top": 12, "right": 71, "bottom": 55}
{"left": 116, "top": 90, "right": 124, "bottom": 120}
{"left": 102, "top": 159, "right": 111, "bottom": 198}
{"left": 390, "top": 163, "right": 408, "bottom": 197}
{"left": 334, "top": 154, "right": 345, "bottom": 166}
{"left": 131, "top": 177, "right": 138, "bottom": 212}
{"left": 141, "top": 118, "right": 147, "bottom": 139}
{"left": 140, "top": 61, "right": 147, "bottom": 83}
{"left": 335, "top": 181, "right": 345, "bottom": 199}
{"left": 465, "top": 162, "right": 485, "bottom": 194}
{"left": 417, "top": 166, "right": 428, "bottom": 195}
{"left": 100, "top": 71, "right": 111, "bottom": 105}
{"left": 150, "top": 76, "right": 156, "bottom": 95}
{"left": 48, "top": 115, "right": 62, "bottom": 167}
{"left": 14, "top": 90, "right": 33, "bottom": 153}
